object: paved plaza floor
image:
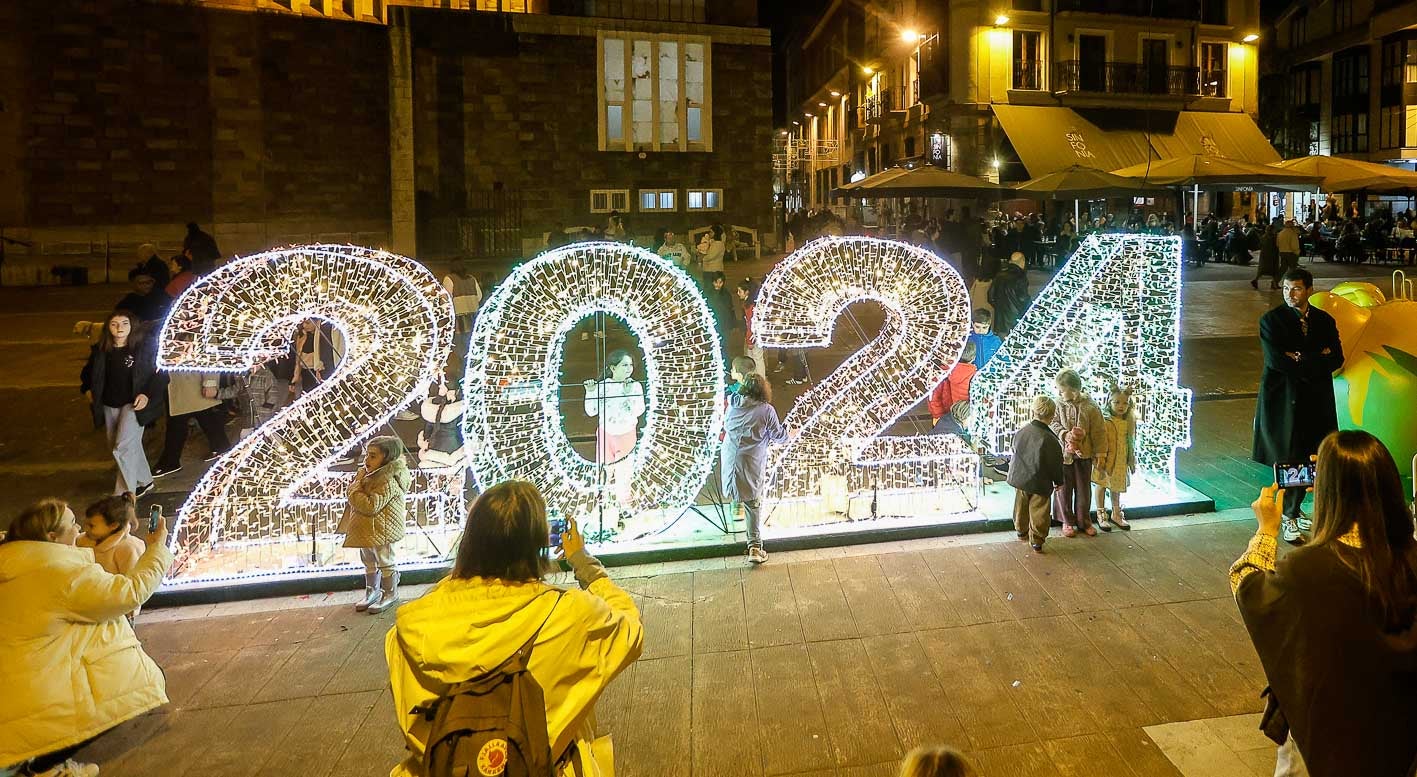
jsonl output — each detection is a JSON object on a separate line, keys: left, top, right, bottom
{"left": 74, "top": 509, "right": 1275, "bottom": 777}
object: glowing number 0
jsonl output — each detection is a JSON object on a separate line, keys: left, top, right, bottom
{"left": 753, "top": 237, "right": 977, "bottom": 513}
{"left": 158, "top": 245, "right": 456, "bottom": 582}
{"left": 968, "top": 234, "right": 1192, "bottom": 481}
{"left": 463, "top": 243, "right": 724, "bottom": 535}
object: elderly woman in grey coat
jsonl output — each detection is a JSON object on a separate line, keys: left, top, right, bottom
{"left": 720, "top": 373, "right": 788, "bottom": 564}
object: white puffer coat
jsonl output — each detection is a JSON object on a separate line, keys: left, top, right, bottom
{"left": 0, "top": 539, "right": 173, "bottom": 767}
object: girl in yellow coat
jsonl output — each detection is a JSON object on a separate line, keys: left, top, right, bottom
{"left": 385, "top": 481, "right": 643, "bottom": 777}
{"left": 0, "top": 499, "right": 174, "bottom": 776}
{"left": 341, "top": 435, "right": 410, "bottom": 615}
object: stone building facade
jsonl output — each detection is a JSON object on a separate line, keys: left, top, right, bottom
{"left": 0, "top": 0, "right": 771, "bottom": 284}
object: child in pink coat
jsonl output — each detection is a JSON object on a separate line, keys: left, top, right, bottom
{"left": 78, "top": 493, "right": 148, "bottom": 619}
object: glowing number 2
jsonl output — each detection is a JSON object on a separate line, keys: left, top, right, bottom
{"left": 968, "top": 234, "right": 1192, "bottom": 480}
{"left": 753, "top": 237, "right": 976, "bottom": 509}
{"left": 157, "top": 245, "right": 456, "bottom": 582}
{"left": 463, "top": 243, "right": 724, "bottom": 534}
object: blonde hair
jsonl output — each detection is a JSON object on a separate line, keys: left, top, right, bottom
{"left": 898, "top": 746, "right": 978, "bottom": 777}
{"left": 2, "top": 499, "right": 71, "bottom": 544}
{"left": 1031, "top": 394, "right": 1057, "bottom": 422}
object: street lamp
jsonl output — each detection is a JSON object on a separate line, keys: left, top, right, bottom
{"left": 1242, "top": 33, "right": 1259, "bottom": 43}
{"left": 830, "top": 90, "right": 842, "bottom": 98}
{"left": 901, "top": 29, "right": 921, "bottom": 43}
{"left": 994, "top": 14, "right": 1009, "bottom": 26}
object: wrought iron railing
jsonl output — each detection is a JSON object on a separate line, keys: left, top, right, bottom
{"left": 1054, "top": 60, "right": 1202, "bottom": 97}
{"left": 1200, "top": 68, "right": 1228, "bottom": 97}
{"left": 1013, "top": 60, "right": 1043, "bottom": 91}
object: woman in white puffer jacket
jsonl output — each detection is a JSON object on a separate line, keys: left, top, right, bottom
{"left": 0, "top": 499, "right": 174, "bottom": 777}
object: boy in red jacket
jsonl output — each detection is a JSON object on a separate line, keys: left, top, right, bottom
{"left": 928, "top": 340, "right": 977, "bottom": 426}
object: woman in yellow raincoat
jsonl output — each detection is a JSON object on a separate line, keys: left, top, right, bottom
{"left": 385, "top": 481, "right": 643, "bottom": 777}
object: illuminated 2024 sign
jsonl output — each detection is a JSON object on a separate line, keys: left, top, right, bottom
{"left": 157, "top": 235, "right": 1189, "bottom": 586}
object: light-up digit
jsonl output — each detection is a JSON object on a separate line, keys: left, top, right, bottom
{"left": 968, "top": 233, "right": 1192, "bottom": 480}
{"left": 463, "top": 242, "right": 723, "bottom": 539}
{"left": 753, "top": 237, "right": 977, "bottom": 517}
{"left": 157, "top": 245, "right": 456, "bottom": 583}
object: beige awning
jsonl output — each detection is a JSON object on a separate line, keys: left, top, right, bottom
{"left": 992, "top": 105, "right": 1157, "bottom": 178}
{"left": 1148, "top": 111, "right": 1281, "bottom": 163}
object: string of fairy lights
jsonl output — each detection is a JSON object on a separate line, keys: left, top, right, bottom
{"left": 463, "top": 242, "right": 723, "bottom": 537}
{"left": 752, "top": 236, "right": 978, "bottom": 517}
{"left": 157, "top": 245, "right": 454, "bottom": 583}
{"left": 967, "top": 233, "right": 1192, "bottom": 481}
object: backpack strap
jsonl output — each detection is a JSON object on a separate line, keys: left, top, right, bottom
{"left": 513, "top": 588, "right": 565, "bottom": 665}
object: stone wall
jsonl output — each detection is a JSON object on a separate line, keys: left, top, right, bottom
{"left": 410, "top": 8, "right": 774, "bottom": 254}
{"left": 4, "top": 1, "right": 391, "bottom": 285}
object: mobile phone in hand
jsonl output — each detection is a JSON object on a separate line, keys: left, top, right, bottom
{"left": 548, "top": 517, "right": 568, "bottom": 548}
{"left": 149, "top": 505, "right": 163, "bottom": 533}
{"left": 1274, "top": 461, "right": 1317, "bottom": 490}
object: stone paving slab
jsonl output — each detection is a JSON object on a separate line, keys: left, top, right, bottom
{"left": 70, "top": 510, "right": 1279, "bottom": 777}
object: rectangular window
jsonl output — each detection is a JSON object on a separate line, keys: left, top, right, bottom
{"left": 589, "top": 189, "right": 630, "bottom": 214}
{"left": 1384, "top": 40, "right": 1405, "bottom": 88}
{"left": 1334, "top": 0, "right": 1354, "bottom": 31}
{"left": 1012, "top": 30, "right": 1043, "bottom": 90}
{"left": 1289, "top": 10, "right": 1307, "bottom": 47}
{"left": 638, "top": 189, "right": 677, "bottom": 211}
{"left": 1381, "top": 105, "right": 1405, "bottom": 149}
{"left": 1201, "top": 43, "right": 1228, "bottom": 97}
{"left": 686, "top": 188, "right": 723, "bottom": 211}
{"left": 599, "top": 33, "right": 711, "bottom": 152}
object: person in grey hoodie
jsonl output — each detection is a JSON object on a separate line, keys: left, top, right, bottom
{"left": 720, "top": 373, "right": 789, "bottom": 564}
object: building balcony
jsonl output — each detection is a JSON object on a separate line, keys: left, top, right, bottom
{"left": 1054, "top": 0, "right": 1224, "bottom": 23}
{"left": 1013, "top": 60, "right": 1044, "bottom": 92}
{"left": 1054, "top": 60, "right": 1202, "bottom": 98}
{"left": 857, "top": 88, "right": 908, "bottom": 125}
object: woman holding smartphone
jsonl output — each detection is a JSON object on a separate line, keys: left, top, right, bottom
{"left": 0, "top": 499, "right": 175, "bottom": 777}
{"left": 1232, "top": 430, "right": 1417, "bottom": 777}
{"left": 385, "top": 480, "right": 643, "bottom": 777}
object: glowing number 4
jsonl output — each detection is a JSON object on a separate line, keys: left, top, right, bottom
{"left": 968, "top": 234, "right": 1192, "bottom": 481}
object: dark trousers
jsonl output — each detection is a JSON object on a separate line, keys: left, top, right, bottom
{"left": 1054, "top": 458, "right": 1094, "bottom": 529}
{"left": 1283, "top": 486, "right": 1306, "bottom": 519}
{"left": 158, "top": 406, "right": 230, "bottom": 470}
{"left": 776, "top": 349, "right": 808, "bottom": 380}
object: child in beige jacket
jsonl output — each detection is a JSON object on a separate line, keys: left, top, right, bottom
{"left": 78, "top": 493, "right": 148, "bottom": 619}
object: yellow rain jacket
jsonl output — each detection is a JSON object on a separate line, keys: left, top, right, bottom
{"left": 0, "top": 539, "right": 173, "bottom": 768}
{"left": 385, "top": 553, "right": 643, "bottom": 777}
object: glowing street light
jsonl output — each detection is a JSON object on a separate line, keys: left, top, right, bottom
{"left": 1242, "top": 33, "right": 1260, "bottom": 42}
{"left": 830, "top": 90, "right": 842, "bottom": 97}
{"left": 862, "top": 66, "right": 875, "bottom": 75}
{"left": 901, "top": 29, "right": 921, "bottom": 43}
{"left": 994, "top": 14, "right": 1010, "bottom": 26}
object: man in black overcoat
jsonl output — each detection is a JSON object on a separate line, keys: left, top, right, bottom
{"left": 1252, "top": 267, "right": 1344, "bottom": 544}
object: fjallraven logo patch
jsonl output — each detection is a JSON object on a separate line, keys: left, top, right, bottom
{"left": 477, "top": 739, "right": 508, "bottom": 775}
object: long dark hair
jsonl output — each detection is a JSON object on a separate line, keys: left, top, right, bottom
{"left": 97, "top": 310, "right": 143, "bottom": 353}
{"left": 451, "top": 480, "right": 554, "bottom": 582}
{"left": 601, "top": 348, "right": 633, "bottom": 380}
{"left": 737, "top": 277, "right": 759, "bottom": 305}
{"left": 1310, "top": 430, "right": 1417, "bottom": 631}
{"left": 738, "top": 373, "right": 772, "bottom": 404}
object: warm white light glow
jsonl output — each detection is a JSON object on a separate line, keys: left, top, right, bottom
{"left": 157, "top": 244, "right": 457, "bottom": 584}
{"left": 901, "top": 29, "right": 920, "bottom": 43}
{"left": 830, "top": 90, "right": 842, "bottom": 97}
{"left": 862, "top": 66, "right": 875, "bottom": 75}
{"left": 851, "top": 170, "right": 867, "bottom": 182}
{"left": 994, "top": 14, "right": 1010, "bottom": 26}
{"left": 464, "top": 242, "right": 723, "bottom": 539}
{"left": 968, "top": 234, "right": 1192, "bottom": 481}
{"left": 1242, "top": 33, "right": 1259, "bottom": 43}
{"left": 753, "top": 236, "right": 978, "bottom": 514}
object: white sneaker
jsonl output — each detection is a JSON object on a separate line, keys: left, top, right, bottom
{"left": 32, "top": 760, "right": 100, "bottom": 777}
{"left": 1296, "top": 512, "right": 1312, "bottom": 533}
{"left": 1281, "top": 516, "right": 1306, "bottom": 545}
{"left": 747, "top": 546, "right": 768, "bottom": 564}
